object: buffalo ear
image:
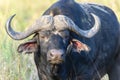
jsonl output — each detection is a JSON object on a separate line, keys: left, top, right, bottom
{"left": 17, "top": 40, "right": 37, "bottom": 54}
{"left": 71, "top": 39, "right": 90, "bottom": 53}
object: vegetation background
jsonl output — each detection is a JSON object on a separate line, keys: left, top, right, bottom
{"left": 0, "top": 0, "right": 120, "bottom": 80}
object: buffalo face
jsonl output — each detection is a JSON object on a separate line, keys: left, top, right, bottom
{"left": 38, "top": 29, "right": 70, "bottom": 76}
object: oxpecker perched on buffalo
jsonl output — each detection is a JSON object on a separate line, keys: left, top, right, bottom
{"left": 5, "top": 0, "right": 120, "bottom": 80}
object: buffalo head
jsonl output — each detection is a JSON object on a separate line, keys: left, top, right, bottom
{"left": 5, "top": 13, "right": 100, "bottom": 78}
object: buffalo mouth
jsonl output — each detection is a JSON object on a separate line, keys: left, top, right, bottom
{"left": 47, "top": 59, "right": 64, "bottom": 76}
{"left": 48, "top": 62, "right": 66, "bottom": 80}
{"left": 48, "top": 59, "right": 64, "bottom": 64}
{"left": 48, "top": 63, "right": 64, "bottom": 79}
{"left": 49, "top": 64, "right": 61, "bottom": 77}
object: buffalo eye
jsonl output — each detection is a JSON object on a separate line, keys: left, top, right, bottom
{"left": 40, "top": 36, "right": 47, "bottom": 39}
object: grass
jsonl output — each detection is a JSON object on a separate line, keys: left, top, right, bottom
{"left": 0, "top": 0, "right": 120, "bottom": 80}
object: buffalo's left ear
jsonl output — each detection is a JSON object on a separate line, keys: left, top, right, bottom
{"left": 17, "top": 40, "right": 37, "bottom": 54}
{"left": 71, "top": 39, "right": 90, "bottom": 53}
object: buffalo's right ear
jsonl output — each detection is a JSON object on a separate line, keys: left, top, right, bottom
{"left": 17, "top": 40, "right": 37, "bottom": 54}
{"left": 71, "top": 39, "right": 90, "bottom": 53}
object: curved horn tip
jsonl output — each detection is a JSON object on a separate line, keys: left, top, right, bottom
{"left": 5, "top": 14, "right": 19, "bottom": 40}
{"left": 8, "top": 14, "right": 16, "bottom": 21}
{"left": 80, "top": 13, "right": 101, "bottom": 38}
{"left": 11, "top": 14, "right": 16, "bottom": 18}
{"left": 90, "top": 13, "right": 101, "bottom": 36}
{"left": 6, "top": 14, "right": 16, "bottom": 27}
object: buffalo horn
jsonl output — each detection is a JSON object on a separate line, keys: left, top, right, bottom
{"left": 5, "top": 14, "right": 54, "bottom": 40}
{"left": 54, "top": 13, "right": 101, "bottom": 38}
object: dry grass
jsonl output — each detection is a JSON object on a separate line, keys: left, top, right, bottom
{"left": 0, "top": 0, "right": 120, "bottom": 80}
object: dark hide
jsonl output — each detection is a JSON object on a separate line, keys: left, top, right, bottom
{"left": 17, "top": 0, "right": 120, "bottom": 80}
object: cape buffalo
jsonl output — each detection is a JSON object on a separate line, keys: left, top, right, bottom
{"left": 5, "top": 0, "right": 120, "bottom": 80}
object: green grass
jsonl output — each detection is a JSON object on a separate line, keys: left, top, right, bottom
{"left": 0, "top": 0, "right": 120, "bottom": 80}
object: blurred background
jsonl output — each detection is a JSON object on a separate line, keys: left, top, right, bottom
{"left": 0, "top": 0, "right": 120, "bottom": 80}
